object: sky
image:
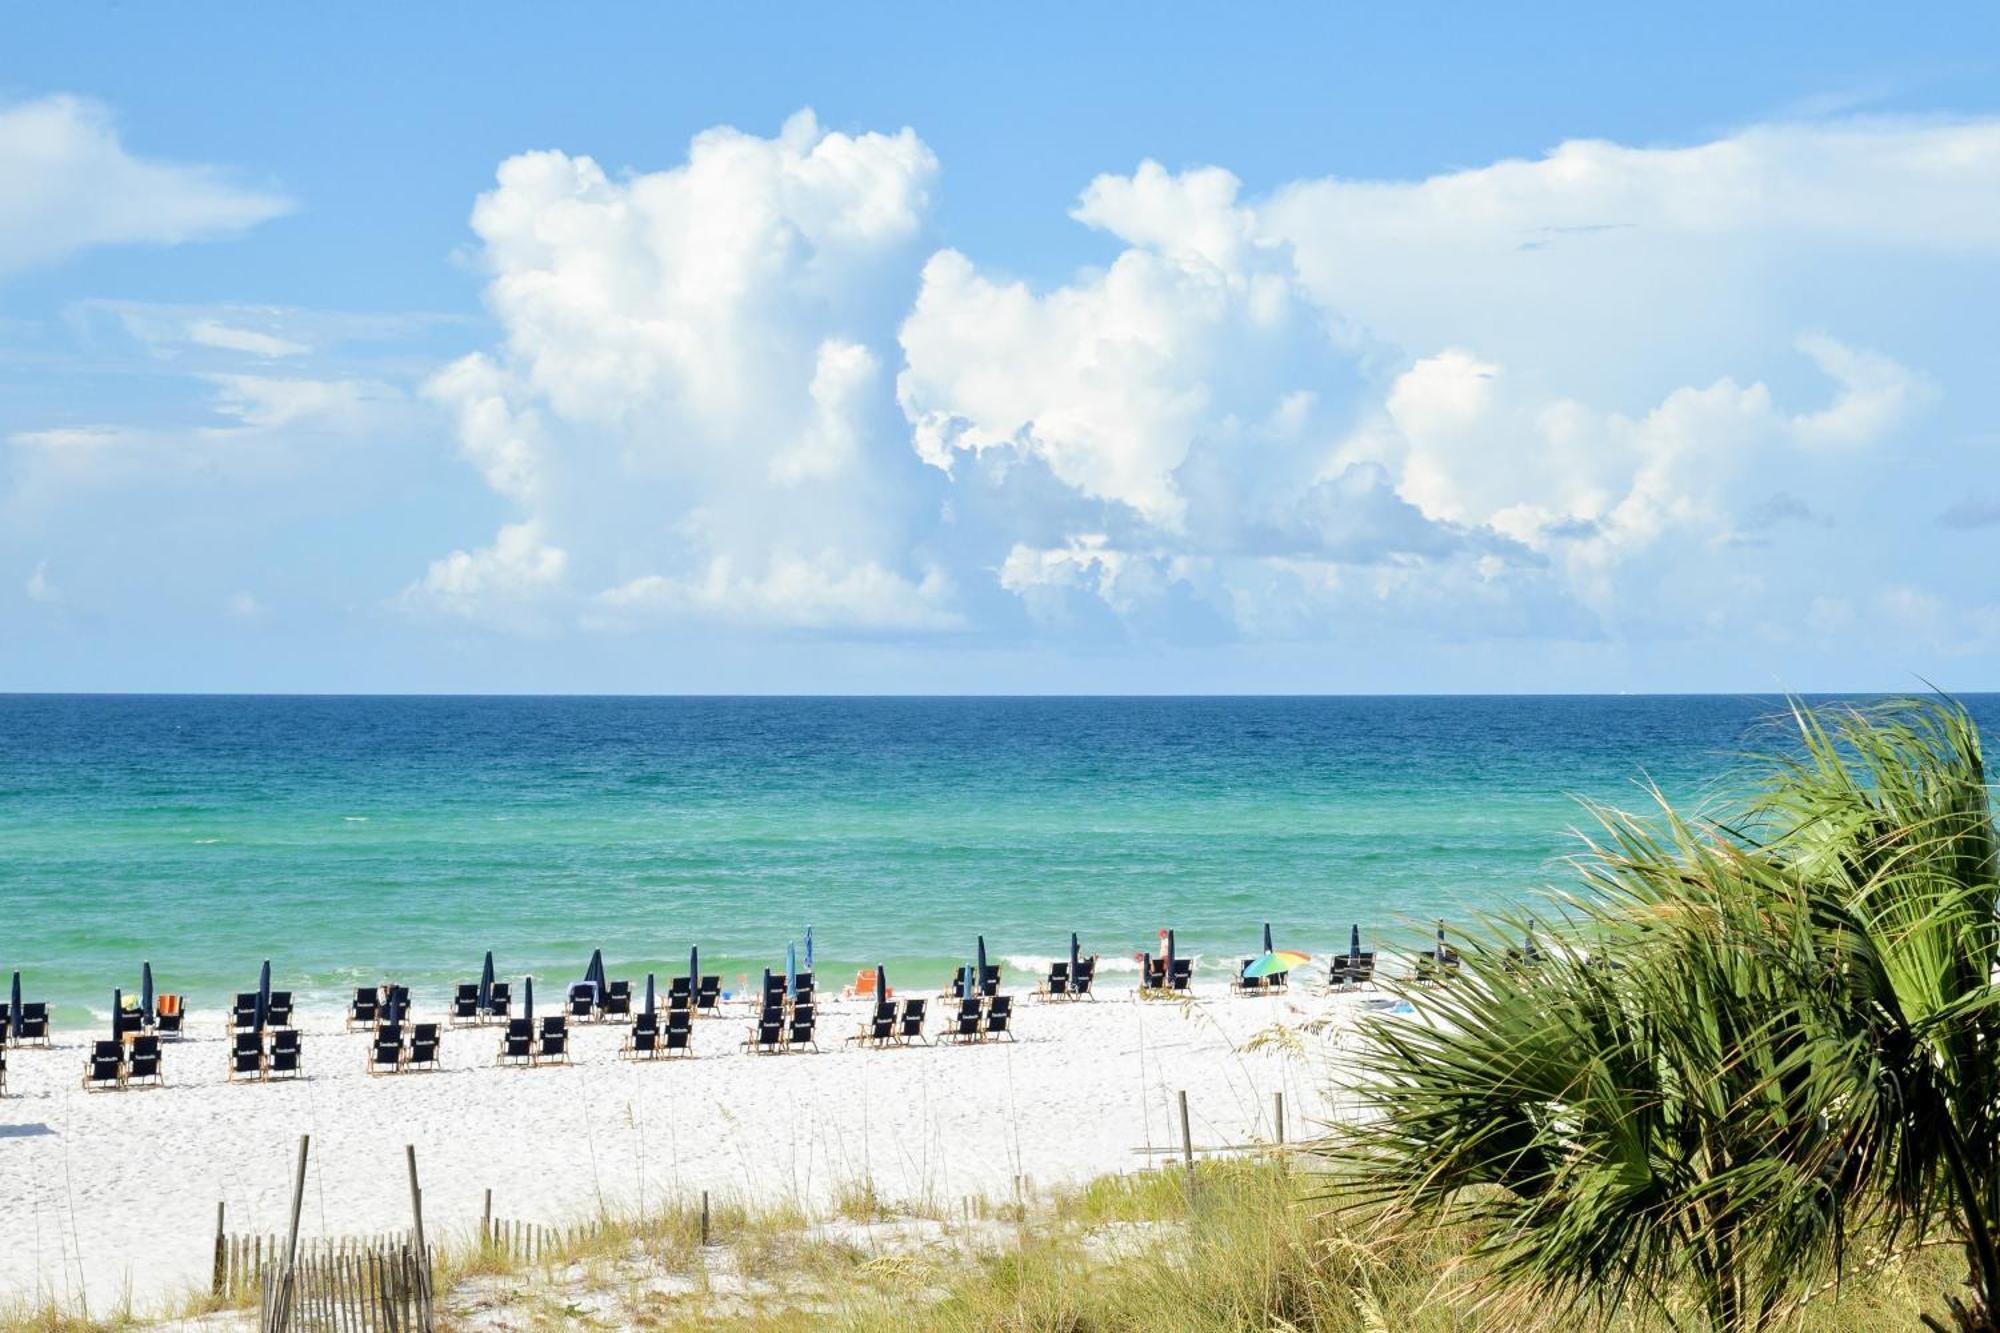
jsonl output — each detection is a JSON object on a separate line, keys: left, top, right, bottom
{"left": 3, "top": 4, "right": 1998, "bottom": 694}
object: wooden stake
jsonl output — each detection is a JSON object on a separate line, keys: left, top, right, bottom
{"left": 403, "top": 1144, "right": 427, "bottom": 1281}
{"left": 701, "top": 1189, "right": 711, "bottom": 1247}
{"left": 212, "top": 1201, "right": 226, "bottom": 1296}
{"left": 1178, "top": 1089, "right": 1196, "bottom": 1192}
{"left": 1274, "top": 1090, "right": 1285, "bottom": 1150}
{"left": 481, "top": 1187, "right": 492, "bottom": 1248}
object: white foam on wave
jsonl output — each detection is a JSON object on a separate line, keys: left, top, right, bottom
{"left": 343, "top": 816, "right": 368, "bottom": 823}
{"left": 1000, "top": 953, "right": 1142, "bottom": 974}
{"left": 191, "top": 838, "right": 220, "bottom": 845}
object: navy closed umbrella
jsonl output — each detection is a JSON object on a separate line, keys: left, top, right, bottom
{"left": 1262, "top": 922, "right": 1274, "bottom": 955}
{"left": 1349, "top": 923, "right": 1361, "bottom": 965}
{"left": 1166, "top": 930, "right": 1177, "bottom": 976}
{"left": 1436, "top": 919, "right": 1448, "bottom": 959}
{"left": 643, "top": 972, "right": 656, "bottom": 1018}
{"left": 804, "top": 926, "right": 813, "bottom": 973}
{"left": 976, "top": 935, "right": 988, "bottom": 995}
{"left": 1069, "top": 932, "right": 1080, "bottom": 982}
{"left": 584, "top": 949, "right": 607, "bottom": 1005}
{"left": 523, "top": 975, "right": 534, "bottom": 1023}
{"left": 875, "top": 964, "right": 887, "bottom": 1008}
{"left": 479, "top": 951, "right": 495, "bottom": 1014}
{"left": 688, "top": 946, "right": 699, "bottom": 996}
{"left": 141, "top": 962, "right": 154, "bottom": 1019}
{"left": 112, "top": 988, "right": 122, "bottom": 1036}
{"left": 9, "top": 971, "right": 20, "bottom": 1043}
{"left": 255, "top": 960, "right": 272, "bottom": 1032}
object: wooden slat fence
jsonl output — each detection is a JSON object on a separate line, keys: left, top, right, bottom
{"left": 217, "top": 1229, "right": 422, "bottom": 1300}
{"left": 256, "top": 1241, "right": 432, "bottom": 1333}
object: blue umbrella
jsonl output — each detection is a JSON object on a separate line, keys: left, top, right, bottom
{"left": 1262, "top": 922, "right": 1274, "bottom": 955}
{"left": 1349, "top": 923, "right": 1361, "bottom": 966}
{"left": 785, "top": 942, "right": 797, "bottom": 1002}
{"left": 803, "top": 926, "right": 813, "bottom": 973}
{"left": 584, "top": 949, "right": 607, "bottom": 1005}
{"left": 255, "top": 960, "right": 272, "bottom": 1033}
{"left": 1166, "top": 930, "right": 1177, "bottom": 978}
{"left": 141, "top": 962, "right": 154, "bottom": 1019}
{"left": 10, "top": 971, "right": 20, "bottom": 1043}
{"left": 643, "top": 972, "right": 656, "bottom": 1018}
{"left": 977, "top": 935, "right": 988, "bottom": 995}
{"left": 523, "top": 975, "right": 534, "bottom": 1023}
{"left": 479, "top": 951, "right": 495, "bottom": 1014}
{"left": 1069, "top": 932, "right": 1081, "bottom": 984}
{"left": 688, "top": 946, "right": 699, "bottom": 999}
{"left": 1436, "top": 919, "right": 1448, "bottom": 959}
{"left": 112, "top": 988, "right": 123, "bottom": 1036}
{"left": 875, "top": 964, "right": 887, "bottom": 1007}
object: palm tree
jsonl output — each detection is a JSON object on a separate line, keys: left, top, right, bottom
{"left": 1336, "top": 699, "right": 2000, "bottom": 1332}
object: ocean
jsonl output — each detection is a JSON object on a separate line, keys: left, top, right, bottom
{"left": 2, "top": 694, "right": 1991, "bottom": 1025}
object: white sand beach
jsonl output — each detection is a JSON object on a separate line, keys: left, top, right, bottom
{"left": 0, "top": 983, "right": 1365, "bottom": 1315}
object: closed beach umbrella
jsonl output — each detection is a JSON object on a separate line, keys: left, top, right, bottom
{"left": 584, "top": 949, "right": 607, "bottom": 1004}
{"left": 785, "top": 941, "right": 798, "bottom": 1001}
{"left": 643, "top": 972, "right": 656, "bottom": 1018}
{"left": 112, "top": 988, "right": 122, "bottom": 1035}
{"left": 479, "top": 951, "right": 495, "bottom": 1013}
{"left": 977, "top": 935, "right": 988, "bottom": 993}
{"left": 1166, "top": 930, "right": 1177, "bottom": 975}
{"left": 1069, "top": 932, "right": 1080, "bottom": 981}
{"left": 1262, "top": 922, "right": 1274, "bottom": 954}
{"left": 688, "top": 946, "right": 699, "bottom": 994}
{"left": 8, "top": 971, "right": 19, "bottom": 1043}
{"left": 141, "top": 962, "right": 154, "bottom": 1018}
{"left": 1349, "top": 924, "right": 1361, "bottom": 965}
{"left": 804, "top": 926, "right": 813, "bottom": 972}
{"left": 875, "top": 964, "right": 887, "bottom": 1005}
{"left": 255, "top": 959, "right": 272, "bottom": 1032}
{"left": 1436, "top": 919, "right": 1447, "bottom": 958}
{"left": 761, "top": 968, "right": 772, "bottom": 1006}
{"left": 523, "top": 975, "right": 534, "bottom": 1023}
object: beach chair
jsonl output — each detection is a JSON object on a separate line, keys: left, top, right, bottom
{"left": 664, "top": 1007, "right": 693, "bottom": 1057}
{"left": 127, "top": 1035, "right": 163, "bottom": 1088}
{"left": 381, "top": 985, "right": 411, "bottom": 1023}
{"left": 348, "top": 986, "right": 380, "bottom": 1028}
{"left": 230, "top": 992, "right": 259, "bottom": 1031}
{"left": 622, "top": 1012, "right": 660, "bottom": 1060}
{"left": 485, "top": 981, "right": 512, "bottom": 1020}
{"left": 667, "top": 976, "right": 692, "bottom": 1010}
{"left": 0, "top": 1042, "right": 7, "bottom": 1096}
{"left": 785, "top": 1004, "right": 818, "bottom": 1052}
{"left": 155, "top": 993, "right": 186, "bottom": 1036}
{"left": 1331, "top": 952, "right": 1377, "bottom": 989}
{"left": 980, "top": 965, "right": 1001, "bottom": 998}
{"left": 1038, "top": 962, "right": 1070, "bottom": 1000}
{"left": 113, "top": 1004, "right": 145, "bottom": 1038}
{"left": 407, "top": 1022, "right": 442, "bottom": 1071}
{"left": 265, "top": 991, "right": 294, "bottom": 1028}
{"left": 536, "top": 1016, "right": 570, "bottom": 1065}
{"left": 943, "top": 997, "right": 982, "bottom": 1044}
{"left": 761, "top": 974, "right": 786, "bottom": 1008}
{"left": 14, "top": 1001, "right": 47, "bottom": 1046}
{"left": 984, "top": 995, "right": 1015, "bottom": 1041}
{"left": 897, "top": 997, "right": 928, "bottom": 1045}
{"left": 497, "top": 1017, "right": 533, "bottom": 1066}
{"left": 1233, "top": 959, "right": 1268, "bottom": 996}
{"left": 744, "top": 1004, "right": 783, "bottom": 1054}
{"left": 83, "top": 1039, "right": 124, "bottom": 1091}
{"left": 1072, "top": 957, "right": 1097, "bottom": 1000}
{"left": 849, "top": 1000, "right": 896, "bottom": 1047}
{"left": 450, "top": 983, "right": 480, "bottom": 1025}
{"left": 603, "top": 979, "right": 632, "bottom": 1018}
{"left": 567, "top": 985, "right": 596, "bottom": 1022}
{"left": 1167, "top": 958, "right": 1194, "bottom": 994}
{"left": 0, "top": 1003, "right": 8, "bottom": 1042}
{"left": 794, "top": 972, "right": 815, "bottom": 1007}
{"left": 368, "top": 1024, "right": 404, "bottom": 1075}
{"left": 1413, "top": 948, "right": 1461, "bottom": 984}
{"left": 695, "top": 975, "right": 721, "bottom": 1016}
{"left": 1139, "top": 954, "right": 1167, "bottom": 995}
{"left": 267, "top": 1028, "right": 303, "bottom": 1079}
{"left": 228, "top": 1031, "right": 264, "bottom": 1081}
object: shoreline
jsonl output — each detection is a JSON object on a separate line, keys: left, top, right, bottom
{"left": 0, "top": 981, "right": 1361, "bottom": 1315}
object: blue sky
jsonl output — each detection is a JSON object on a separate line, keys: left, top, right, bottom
{"left": 4, "top": 5, "right": 1998, "bottom": 693}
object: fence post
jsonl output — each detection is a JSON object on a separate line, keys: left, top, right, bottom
{"left": 1274, "top": 1090, "right": 1285, "bottom": 1155}
{"left": 701, "top": 1190, "right": 710, "bottom": 1247}
{"left": 1177, "top": 1088, "right": 1196, "bottom": 1193}
{"left": 212, "top": 1201, "right": 226, "bottom": 1297}
{"left": 482, "top": 1187, "right": 492, "bottom": 1249}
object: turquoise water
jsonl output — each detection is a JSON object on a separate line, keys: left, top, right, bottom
{"left": 3, "top": 695, "right": 1991, "bottom": 1024}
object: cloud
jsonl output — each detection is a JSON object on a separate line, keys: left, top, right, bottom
{"left": 0, "top": 95, "right": 291, "bottom": 276}
{"left": 24, "top": 560, "right": 56, "bottom": 604}
{"left": 186, "top": 320, "right": 309, "bottom": 359}
{"left": 400, "top": 521, "right": 568, "bottom": 629}
{"left": 1939, "top": 498, "right": 2000, "bottom": 531}
{"left": 420, "top": 109, "right": 949, "bottom": 632}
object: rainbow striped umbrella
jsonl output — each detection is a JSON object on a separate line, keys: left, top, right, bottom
{"left": 1242, "top": 950, "right": 1311, "bottom": 979}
